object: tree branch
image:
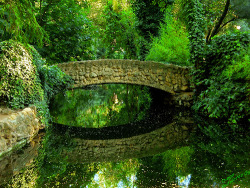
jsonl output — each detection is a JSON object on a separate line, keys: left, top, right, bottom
{"left": 206, "top": 27, "right": 212, "bottom": 43}
{"left": 211, "top": 17, "right": 237, "bottom": 37}
{"left": 221, "top": 17, "right": 237, "bottom": 29}
{"left": 207, "top": 0, "right": 231, "bottom": 43}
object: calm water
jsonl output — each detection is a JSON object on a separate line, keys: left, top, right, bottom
{"left": 0, "top": 84, "right": 249, "bottom": 188}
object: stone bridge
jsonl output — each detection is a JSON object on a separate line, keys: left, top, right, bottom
{"left": 57, "top": 59, "right": 192, "bottom": 95}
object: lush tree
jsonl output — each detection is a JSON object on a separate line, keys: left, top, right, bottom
{"left": 154, "top": 0, "right": 249, "bottom": 42}
{"left": 0, "top": 0, "right": 48, "bottom": 46}
{"left": 131, "top": 0, "right": 167, "bottom": 60}
{"left": 179, "top": 0, "right": 250, "bottom": 126}
{"left": 35, "top": 0, "right": 93, "bottom": 64}
{"left": 97, "top": 0, "right": 139, "bottom": 59}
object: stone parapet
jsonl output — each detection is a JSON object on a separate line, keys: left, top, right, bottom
{"left": 0, "top": 106, "right": 43, "bottom": 159}
{"left": 57, "top": 59, "right": 193, "bottom": 94}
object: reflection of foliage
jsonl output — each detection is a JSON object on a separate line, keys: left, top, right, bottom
{"left": 3, "top": 164, "right": 38, "bottom": 188}
{"left": 89, "top": 159, "right": 139, "bottom": 187}
{"left": 36, "top": 128, "right": 97, "bottom": 187}
{"left": 160, "top": 146, "right": 193, "bottom": 180}
{"left": 135, "top": 155, "right": 168, "bottom": 187}
{"left": 50, "top": 84, "right": 151, "bottom": 128}
{"left": 135, "top": 147, "right": 193, "bottom": 187}
{"left": 188, "top": 115, "right": 250, "bottom": 187}
{"left": 39, "top": 163, "right": 98, "bottom": 188}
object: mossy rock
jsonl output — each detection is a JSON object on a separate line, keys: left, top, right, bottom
{"left": 0, "top": 40, "right": 44, "bottom": 109}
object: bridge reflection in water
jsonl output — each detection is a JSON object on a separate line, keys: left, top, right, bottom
{"left": 51, "top": 114, "right": 194, "bottom": 163}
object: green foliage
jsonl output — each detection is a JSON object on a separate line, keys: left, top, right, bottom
{"left": 29, "top": 46, "right": 73, "bottom": 100}
{"left": 0, "top": 39, "right": 73, "bottom": 126}
{"left": 132, "top": 0, "right": 166, "bottom": 60}
{"left": 160, "top": 146, "right": 193, "bottom": 180}
{"left": 152, "top": 0, "right": 175, "bottom": 12}
{"left": 180, "top": 0, "right": 205, "bottom": 69}
{"left": 28, "top": 45, "right": 73, "bottom": 124}
{"left": 0, "top": 0, "right": 48, "bottom": 46}
{"left": 36, "top": 0, "right": 93, "bottom": 64}
{"left": 193, "top": 32, "right": 250, "bottom": 126}
{"left": 95, "top": 1, "right": 140, "bottom": 59}
{"left": 132, "top": 0, "right": 165, "bottom": 41}
{"left": 180, "top": 0, "right": 249, "bottom": 128}
{"left": 0, "top": 40, "right": 44, "bottom": 109}
{"left": 231, "top": 0, "right": 250, "bottom": 19}
{"left": 146, "top": 8, "right": 191, "bottom": 66}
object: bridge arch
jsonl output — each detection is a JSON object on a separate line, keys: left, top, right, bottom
{"left": 57, "top": 59, "right": 192, "bottom": 94}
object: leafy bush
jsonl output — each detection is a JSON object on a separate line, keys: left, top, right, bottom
{"left": 0, "top": 40, "right": 44, "bottom": 109}
{"left": 146, "top": 8, "right": 190, "bottom": 66}
{"left": 193, "top": 32, "right": 250, "bottom": 127}
{"left": 29, "top": 46, "right": 73, "bottom": 101}
{"left": 28, "top": 45, "right": 73, "bottom": 125}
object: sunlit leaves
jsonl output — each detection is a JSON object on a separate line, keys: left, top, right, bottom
{"left": 146, "top": 6, "right": 190, "bottom": 66}
{"left": 0, "top": 0, "right": 48, "bottom": 46}
{"left": 0, "top": 40, "right": 44, "bottom": 108}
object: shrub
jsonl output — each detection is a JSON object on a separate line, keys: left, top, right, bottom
{"left": 193, "top": 32, "right": 250, "bottom": 127}
{"left": 146, "top": 9, "right": 190, "bottom": 66}
{"left": 28, "top": 45, "right": 73, "bottom": 125}
{"left": 28, "top": 46, "right": 73, "bottom": 101}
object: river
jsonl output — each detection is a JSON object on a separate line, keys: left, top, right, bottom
{"left": 0, "top": 84, "right": 249, "bottom": 187}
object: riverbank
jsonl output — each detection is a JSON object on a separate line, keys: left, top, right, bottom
{"left": 0, "top": 106, "right": 44, "bottom": 159}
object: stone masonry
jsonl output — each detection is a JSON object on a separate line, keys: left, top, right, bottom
{"left": 57, "top": 59, "right": 193, "bottom": 94}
